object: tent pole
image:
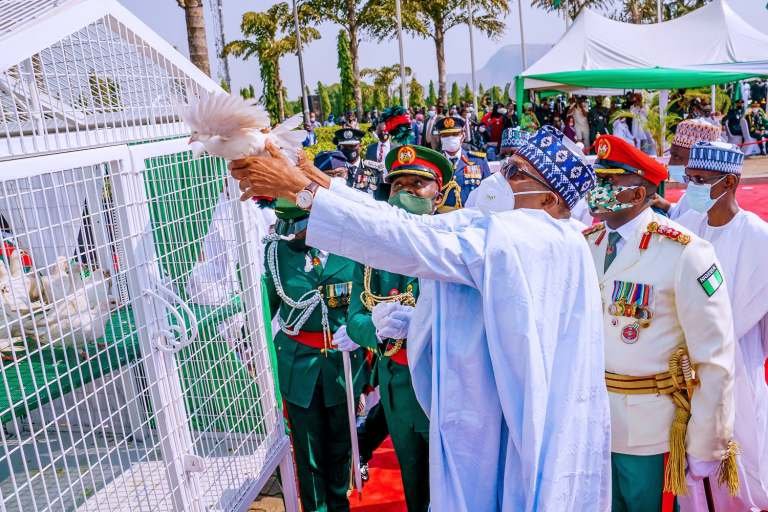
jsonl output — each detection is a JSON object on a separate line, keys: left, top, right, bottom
{"left": 468, "top": 0, "right": 478, "bottom": 113}
{"left": 711, "top": 84, "right": 717, "bottom": 112}
{"left": 657, "top": 0, "right": 662, "bottom": 22}
{"left": 517, "top": 0, "right": 527, "bottom": 69}
{"left": 659, "top": 90, "right": 669, "bottom": 157}
{"left": 515, "top": 76, "right": 525, "bottom": 119}
{"left": 565, "top": 0, "right": 571, "bottom": 29}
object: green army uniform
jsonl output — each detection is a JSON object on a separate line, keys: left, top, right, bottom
{"left": 264, "top": 204, "right": 367, "bottom": 512}
{"left": 347, "top": 265, "right": 429, "bottom": 512}
{"left": 344, "top": 145, "right": 454, "bottom": 512}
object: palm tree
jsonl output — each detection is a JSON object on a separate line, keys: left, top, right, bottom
{"left": 530, "top": 0, "right": 612, "bottom": 21}
{"left": 223, "top": 3, "right": 319, "bottom": 121}
{"left": 176, "top": 0, "right": 211, "bottom": 76}
{"left": 389, "top": 0, "right": 508, "bottom": 104}
{"left": 304, "top": 0, "right": 391, "bottom": 118}
{"left": 360, "top": 64, "right": 413, "bottom": 103}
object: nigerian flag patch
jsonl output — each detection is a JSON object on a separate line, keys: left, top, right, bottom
{"left": 698, "top": 264, "right": 723, "bottom": 297}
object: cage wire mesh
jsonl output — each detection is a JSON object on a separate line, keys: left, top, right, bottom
{"left": 0, "top": 1, "right": 292, "bottom": 511}
{"left": 1, "top": 3, "right": 198, "bottom": 159}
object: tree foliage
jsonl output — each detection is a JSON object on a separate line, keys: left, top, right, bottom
{"left": 304, "top": 0, "right": 388, "bottom": 116}
{"left": 409, "top": 78, "right": 425, "bottom": 107}
{"left": 337, "top": 30, "right": 356, "bottom": 113}
{"left": 223, "top": 2, "right": 319, "bottom": 121}
{"left": 317, "top": 81, "right": 332, "bottom": 118}
{"left": 375, "top": 0, "right": 508, "bottom": 103}
{"left": 427, "top": 80, "right": 437, "bottom": 107}
{"left": 361, "top": 64, "right": 413, "bottom": 103}
{"left": 610, "top": 0, "right": 708, "bottom": 23}
{"left": 529, "top": 0, "right": 611, "bottom": 21}
{"left": 462, "top": 83, "right": 473, "bottom": 104}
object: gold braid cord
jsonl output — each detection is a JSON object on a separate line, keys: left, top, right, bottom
{"left": 663, "top": 347, "right": 740, "bottom": 497}
{"left": 435, "top": 179, "right": 462, "bottom": 211}
{"left": 360, "top": 266, "right": 416, "bottom": 357}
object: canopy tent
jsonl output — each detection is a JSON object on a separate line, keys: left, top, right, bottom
{"left": 516, "top": 0, "right": 768, "bottom": 110}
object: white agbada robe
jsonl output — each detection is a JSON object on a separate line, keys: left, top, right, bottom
{"left": 307, "top": 183, "right": 611, "bottom": 511}
{"left": 677, "top": 209, "right": 768, "bottom": 511}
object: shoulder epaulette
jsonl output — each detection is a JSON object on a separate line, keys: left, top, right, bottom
{"left": 582, "top": 223, "right": 605, "bottom": 238}
{"left": 639, "top": 221, "right": 691, "bottom": 250}
{"left": 468, "top": 150, "right": 486, "bottom": 159}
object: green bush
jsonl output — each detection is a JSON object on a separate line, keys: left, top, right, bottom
{"left": 303, "top": 124, "right": 376, "bottom": 161}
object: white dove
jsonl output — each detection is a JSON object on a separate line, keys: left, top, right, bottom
{"left": 0, "top": 337, "right": 25, "bottom": 361}
{"left": 181, "top": 91, "right": 308, "bottom": 162}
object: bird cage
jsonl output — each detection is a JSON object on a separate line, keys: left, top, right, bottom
{"left": 0, "top": 1, "right": 297, "bottom": 511}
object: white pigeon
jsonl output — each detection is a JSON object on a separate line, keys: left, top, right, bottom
{"left": 70, "top": 263, "right": 113, "bottom": 309}
{"left": 181, "top": 90, "right": 308, "bottom": 162}
{"left": 40, "top": 256, "right": 75, "bottom": 305}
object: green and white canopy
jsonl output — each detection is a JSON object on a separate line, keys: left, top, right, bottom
{"left": 517, "top": 0, "right": 768, "bottom": 102}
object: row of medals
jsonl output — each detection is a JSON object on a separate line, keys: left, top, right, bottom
{"left": 608, "top": 299, "right": 653, "bottom": 344}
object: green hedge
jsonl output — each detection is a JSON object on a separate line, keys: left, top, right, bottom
{"left": 303, "top": 124, "right": 376, "bottom": 161}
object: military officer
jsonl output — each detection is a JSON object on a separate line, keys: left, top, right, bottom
{"left": 434, "top": 116, "right": 491, "bottom": 212}
{"left": 583, "top": 134, "right": 738, "bottom": 512}
{"left": 263, "top": 192, "right": 367, "bottom": 511}
{"left": 333, "top": 145, "right": 452, "bottom": 512}
{"left": 333, "top": 127, "right": 385, "bottom": 196}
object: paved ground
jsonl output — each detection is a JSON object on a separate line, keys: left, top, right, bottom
{"left": 743, "top": 155, "right": 768, "bottom": 179}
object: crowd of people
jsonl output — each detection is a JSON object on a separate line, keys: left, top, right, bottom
{"left": 229, "top": 101, "right": 767, "bottom": 512}
{"left": 305, "top": 89, "right": 768, "bottom": 161}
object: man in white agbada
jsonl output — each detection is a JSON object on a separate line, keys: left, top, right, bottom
{"left": 229, "top": 127, "right": 611, "bottom": 511}
{"left": 676, "top": 141, "right": 768, "bottom": 511}
{"left": 652, "top": 119, "right": 723, "bottom": 220}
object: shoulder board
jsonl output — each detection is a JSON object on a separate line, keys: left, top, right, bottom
{"left": 468, "top": 150, "right": 486, "bottom": 159}
{"left": 639, "top": 221, "right": 691, "bottom": 250}
{"left": 582, "top": 223, "right": 605, "bottom": 238}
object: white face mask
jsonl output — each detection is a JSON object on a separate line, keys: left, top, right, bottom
{"left": 498, "top": 108, "right": 508, "bottom": 115}
{"left": 441, "top": 135, "right": 462, "bottom": 153}
{"left": 469, "top": 169, "right": 558, "bottom": 212}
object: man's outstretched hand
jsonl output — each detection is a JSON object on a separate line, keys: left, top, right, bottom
{"left": 229, "top": 141, "right": 312, "bottom": 202}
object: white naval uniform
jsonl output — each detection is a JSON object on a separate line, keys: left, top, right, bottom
{"left": 584, "top": 207, "right": 736, "bottom": 461}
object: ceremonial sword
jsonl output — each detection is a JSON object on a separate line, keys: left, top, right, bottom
{"left": 342, "top": 350, "right": 363, "bottom": 498}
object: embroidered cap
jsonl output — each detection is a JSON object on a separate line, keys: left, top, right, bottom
{"left": 515, "top": 125, "right": 596, "bottom": 209}
{"left": 500, "top": 127, "right": 528, "bottom": 150}
{"left": 673, "top": 119, "right": 721, "bottom": 149}
{"left": 687, "top": 141, "right": 744, "bottom": 175}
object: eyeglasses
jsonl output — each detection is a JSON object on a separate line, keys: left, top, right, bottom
{"left": 503, "top": 162, "right": 553, "bottom": 191}
{"left": 683, "top": 174, "right": 725, "bottom": 185}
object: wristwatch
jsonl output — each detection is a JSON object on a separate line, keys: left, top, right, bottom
{"left": 296, "top": 181, "right": 319, "bottom": 210}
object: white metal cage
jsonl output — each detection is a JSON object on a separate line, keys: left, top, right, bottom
{"left": 0, "top": 1, "right": 297, "bottom": 511}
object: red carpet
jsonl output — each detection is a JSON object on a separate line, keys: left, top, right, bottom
{"left": 350, "top": 438, "right": 407, "bottom": 512}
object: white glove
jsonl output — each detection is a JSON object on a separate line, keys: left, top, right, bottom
{"left": 686, "top": 455, "right": 719, "bottom": 481}
{"left": 332, "top": 325, "right": 360, "bottom": 352}
{"left": 371, "top": 302, "right": 414, "bottom": 340}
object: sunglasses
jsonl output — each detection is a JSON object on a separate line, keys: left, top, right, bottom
{"left": 503, "top": 162, "right": 553, "bottom": 192}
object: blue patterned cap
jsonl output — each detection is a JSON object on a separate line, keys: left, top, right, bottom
{"left": 516, "top": 125, "right": 596, "bottom": 209}
{"left": 688, "top": 141, "right": 744, "bottom": 175}
{"left": 500, "top": 127, "right": 528, "bottom": 150}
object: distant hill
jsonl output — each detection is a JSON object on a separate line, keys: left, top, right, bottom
{"left": 446, "top": 43, "right": 552, "bottom": 88}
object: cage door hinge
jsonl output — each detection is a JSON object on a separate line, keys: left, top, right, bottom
{"left": 183, "top": 454, "right": 205, "bottom": 473}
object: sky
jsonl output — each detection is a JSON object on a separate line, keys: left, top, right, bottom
{"left": 121, "top": 0, "right": 768, "bottom": 97}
